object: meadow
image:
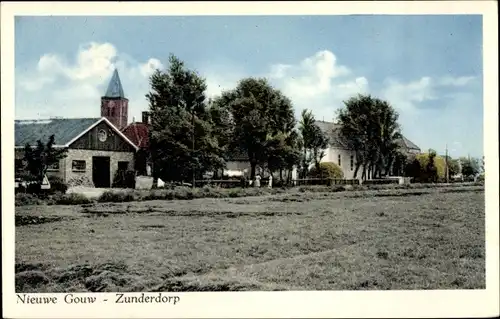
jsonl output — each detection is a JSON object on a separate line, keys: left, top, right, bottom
{"left": 15, "top": 184, "right": 485, "bottom": 292}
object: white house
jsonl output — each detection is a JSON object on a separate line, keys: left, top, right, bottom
{"left": 224, "top": 148, "right": 298, "bottom": 180}
{"left": 315, "top": 120, "right": 421, "bottom": 180}
{"left": 222, "top": 120, "right": 420, "bottom": 181}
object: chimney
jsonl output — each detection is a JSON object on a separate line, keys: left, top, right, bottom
{"left": 142, "top": 111, "right": 151, "bottom": 125}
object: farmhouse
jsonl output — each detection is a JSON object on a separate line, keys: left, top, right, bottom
{"left": 15, "top": 69, "right": 139, "bottom": 188}
{"left": 315, "top": 120, "right": 421, "bottom": 179}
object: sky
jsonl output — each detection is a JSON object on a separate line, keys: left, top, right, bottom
{"left": 15, "top": 15, "right": 483, "bottom": 158}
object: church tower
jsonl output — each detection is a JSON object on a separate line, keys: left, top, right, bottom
{"left": 101, "top": 69, "right": 128, "bottom": 130}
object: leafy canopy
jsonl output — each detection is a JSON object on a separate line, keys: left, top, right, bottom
{"left": 146, "top": 54, "right": 225, "bottom": 183}
{"left": 212, "top": 77, "right": 299, "bottom": 179}
{"left": 337, "top": 94, "right": 402, "bottom": 179}
{"left": 19, "top": 135, "right": 67, "bottom": 192}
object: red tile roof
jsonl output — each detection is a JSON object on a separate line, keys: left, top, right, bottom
{"left": 122, "top": 122, "right": 149, "bottom": 148}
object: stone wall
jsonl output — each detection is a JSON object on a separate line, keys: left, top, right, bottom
{"left": 15, "top": 148, "right": 134, "bottom": 187}
{"left": 63, "top": 149, "right": 134, "bottom": 187}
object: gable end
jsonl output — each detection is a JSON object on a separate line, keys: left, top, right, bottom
{"left": 68, "top": 119, "right": 137, "bottom": 152}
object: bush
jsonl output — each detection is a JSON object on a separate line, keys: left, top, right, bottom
{"left": 26, "top": 182, "right": 42, "bottom": 194}
{"left": 406, "top": 152, "right": 446, "bottom": 183}
{"left": 363, "top": 179, "right": 399, "bottom": 185}
{"left": 15, "top": 270, "right": 50, "bottom": 291}
{"left": 98, "top": 190, "right": 136, "bottom": 203}
{"left": 55, "top": 193, "right": 92, "bottom": 205}
{"left": 476, "top": 173, "right": 485, "bottom": 183}
{"left": 48, "top": 176, "right": 68, "bottom": 194}
{"left": 307, "top": 162, "right": 344, "bottom": 180}
{"left": 125, "top": 171, "right": 136, "bottom": 189}
{"left": 15, "top": 193, "right": 40, "bottom": 206}
{"left": 170, "top": 187, "right": 195, "bottom": 200}
{"left": 112, "top": 170, "right": 136, "bottom": 189}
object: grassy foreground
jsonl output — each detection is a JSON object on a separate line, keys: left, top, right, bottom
{"left": 15, "top": 185, "right": 485, "bottom": 292}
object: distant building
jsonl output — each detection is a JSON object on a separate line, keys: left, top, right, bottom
{"left": 315, "top": 120, "right": 421, "bottom": 179}
{"left": 223, "top": 121, "right": 421, "bottom": 181}
{"left": 224, "top": 149, "right": 298, "bottom": 181}
{"left": 15, "top": 69, "right": 139, "bottom": 188}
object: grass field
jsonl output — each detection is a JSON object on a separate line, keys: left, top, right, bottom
{"left": 15, "top": 185, "right": 485, "bottom": 292}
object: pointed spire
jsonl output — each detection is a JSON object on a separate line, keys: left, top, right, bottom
{"left": 104, "top": 69, "right": 125, "bottom": 98}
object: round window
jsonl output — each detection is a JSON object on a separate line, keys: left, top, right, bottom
{"left": 98, "top": 129, "right": 107, "bottom": 142}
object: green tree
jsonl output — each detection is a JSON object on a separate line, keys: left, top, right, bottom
{"left": 207, "top": 97, "right": 234, "bottom": 159}
{"left": 266, "top": 130, "right": 301, "bottom": 183}
{"left": 460, "top": 156, "right": 480, "bottom": 178}
{"left": 218, "top": 77, "right": 299, "bottom": 179}
{"left": 426, "top": 149, "right": 438, "bottom": 183}
{"left": 21, "top": 135, "right": 67, "bottom": 193}
{"left": 443, "top": 155, "right": 460, "bottom": 177}
{"left": 298, "top": 109, "right": 328, "bottom": 177}
{"left": 146, "top": 54, "right": 225, "bottom": 186}
{"left": 405, "top": 151, "right": 447, "bottom": 182}
{"left": 337, "top": 94, "right": 401, "bottom": 180}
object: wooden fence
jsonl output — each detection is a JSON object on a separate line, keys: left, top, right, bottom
{"left": 193, "top": 178, "right": 361, "bottom": 188}
{"left": 292, "top": 178, "right": 361, "bottom": 186}
{"left": 194, "top": 179, "right": 244, "bottom": 188}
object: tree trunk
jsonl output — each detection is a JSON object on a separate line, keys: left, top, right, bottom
{"left": 353, "top": 162, "right": 361, "bottom": 179}
{"left": 250, "top": 162, "right": 257, "bottom": 180}
{"left": 302, "top": 149, "right": 307, "bottom": 179}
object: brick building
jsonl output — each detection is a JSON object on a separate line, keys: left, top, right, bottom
{"left": 15, "top": 69, "right": 139, "bottom": 188}
{"left": 122, "top": 111, "right": 152, "bottom": 176}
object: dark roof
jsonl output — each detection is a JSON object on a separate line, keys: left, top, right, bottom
{"left": 315, "top": 120, "right": 420, "bottom": 152}
{"left": 315, "top": 120, "right": 350, "bottom": 149}
{"left": 104, "top": 69, "right": 125, "bottom": 99}
{"left": 15, "top": 118, "right": 100, "bottom": 146}
{"left": 122, "top": 122, "right": 150, "bottom": 148}
{"left": 397, "top": 135, "right": 421, "bottom": 151}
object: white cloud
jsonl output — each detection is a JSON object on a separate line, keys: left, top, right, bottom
{"left": 204, "top": 74, "right": 241, "bottom": 98}
{"left": 16, "top": 47, "right": 370, "bottom": 123}
{"left": 16, "top": 42, "right": 164, "bottom": 121}
{"left": 140, "top": 58, "right": 163, "bottom": 78}
{"left": 16, "top": 46, "right": 480, "bottom": 157}
{"left": 380, "top": 77, "right": 436, "bottom": 112}
{"left": 380, "top": 75, "right": 478, "bottom": 112}
{"left": 265, "top": 50, "right": 367, "bottom": 121}
{"left": 438, "top": 76, "right": 476, "bottom": 87}
{"left": 19, "top": 76, "right": 55, "bottom": 92}
{"left": 269, "top": 50, "right": 353, "bottom": 98}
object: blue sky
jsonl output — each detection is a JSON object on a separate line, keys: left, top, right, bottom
{"left": 15, "top": 15, "right": 483, "bottom": 158}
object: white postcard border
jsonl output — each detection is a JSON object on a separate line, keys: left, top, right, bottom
{"left": 2, "top": 2, "right": 498, "bottom": 318}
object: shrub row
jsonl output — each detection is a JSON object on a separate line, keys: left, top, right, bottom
{"left": 15, "top": 186, "right": 287, "bottom": 206}
{"left": 15, "top": 181, "right": 484, "bottom": 207}
{"left": 15, "top": 192, "right": 92, "bottom": 207}
{"left": 97, "top": 186, "right": 287, "bottom": 203}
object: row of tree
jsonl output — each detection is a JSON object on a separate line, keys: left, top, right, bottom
{"left": 15, "top": 54, "right": 483, "bottom": 193}
{"left": 147, "top": 55, "right": 331, "bottom": 185}
{"left": 146, "top": 54, "right": 484, "bottom": 185}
